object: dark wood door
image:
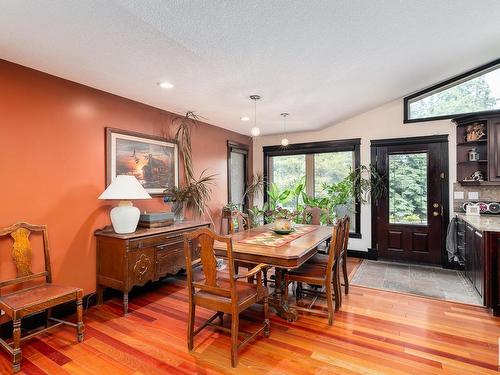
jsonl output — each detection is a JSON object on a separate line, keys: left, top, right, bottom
{"left": 373, "top": 140, "right": 448, "bottom": 264}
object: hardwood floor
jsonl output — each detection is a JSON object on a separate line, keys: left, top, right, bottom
{"left": 2, "top": 258, "right": 499, "bottom": 374}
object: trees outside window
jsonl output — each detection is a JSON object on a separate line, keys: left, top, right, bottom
{"left": 405, "top": 60, "right": 500, "bottom": 122}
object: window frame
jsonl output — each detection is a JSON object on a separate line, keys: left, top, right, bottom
{"left": 403, "top": 57, "right": 500, "bottom": 123}
{"left": 227, "top": 140, "right": 249, "bottom": 212}
{"left": 263, "top": 138, "right": 361, "bottom": 238}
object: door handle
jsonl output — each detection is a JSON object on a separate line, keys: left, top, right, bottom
{"left": 432, "top": 203, "right": 443, "bottom": 216}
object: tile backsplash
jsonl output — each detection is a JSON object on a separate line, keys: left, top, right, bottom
{"left": 453, "top": 183, "right": 500, "bottom": 212}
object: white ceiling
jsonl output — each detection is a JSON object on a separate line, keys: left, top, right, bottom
{"left": 2, "top": 1, "right": 500, "bottom": 135}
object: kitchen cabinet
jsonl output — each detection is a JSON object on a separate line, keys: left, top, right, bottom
{"left": 488, "top": 118, "right": 500, "bottom": 182}
{"left": 483, "top": 231, "right": 500, "bottom": 316}
{"left": 456, "top": 214, "right": 500, "bottom": 315}
{"left": 454, "top": 110, "right": 500, "bottom": 185}
{"left": 464, "top": 223, "right": 484, "bottom": 299}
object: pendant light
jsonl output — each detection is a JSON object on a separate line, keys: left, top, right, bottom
{"left": 280, "top": 112, "right": 289, "bottom": 147}
{"left": 250, "top": 95, "right": 261, "bottom": 137}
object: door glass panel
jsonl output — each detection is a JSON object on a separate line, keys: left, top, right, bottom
{"left": 389, "top": 153, "right": 428, "bottom": 225}
{"left": 230, "top": 151, "right": 245, "bottom": 210}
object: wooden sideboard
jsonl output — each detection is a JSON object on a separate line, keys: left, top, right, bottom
{"left": 95, "top": 221, "right": 210, "bottom": 314}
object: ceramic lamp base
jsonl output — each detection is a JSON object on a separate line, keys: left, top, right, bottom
{"left": 110, "top": 201, "right": 140, "bottom": 234}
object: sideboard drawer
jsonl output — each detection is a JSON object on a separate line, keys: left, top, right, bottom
{"left": 128, "top": 248, "right": 155, "bottom": 287}
{"left": 129, "top": 227, "right": 203, "bottom": 250}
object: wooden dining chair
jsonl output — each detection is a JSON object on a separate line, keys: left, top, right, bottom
{"left": 284, "top": 219, "right": 344, "bottom": 325}
{"left": 0, "top": 222, "right": 84, "bottom": 373}
{"left": 302, "top": 206, "right": 330, "bottom": 225}
{"left": 302, "top": 206, "right": 331, "bottom": 254}
{"left": 227, "top": 212, "right": 269, "bottom": 286}
{"left": 183, "top": 227, "right": 270, "bottom": 367}
{"left": 220, "top": 210, "right": 249, "bottom": 235}
{"left": 307, "top": 216, "right": 351, "bottom": 304}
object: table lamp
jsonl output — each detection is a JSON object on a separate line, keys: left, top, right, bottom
{"left": 98, "top": 175, "right": 152, "bottom": 233}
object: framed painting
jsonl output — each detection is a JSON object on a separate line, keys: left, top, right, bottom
{"left": 106, "top": 128, "right": 179, "bottom": 195}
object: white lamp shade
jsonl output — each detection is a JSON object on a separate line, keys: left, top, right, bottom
{"left": 98, "top": 175, "right": 152, "bottom": 200}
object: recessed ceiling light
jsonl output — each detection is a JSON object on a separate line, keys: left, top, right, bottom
{"left": 240, "top": 116, "right": 250, "bottom": 121}
{"left": 158, "top": 81, "right": 174, "bottom": 89}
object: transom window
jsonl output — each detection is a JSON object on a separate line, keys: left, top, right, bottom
{"left": 264, "top": 139, "right": 361, "bottom": 238}
{"left": 404, "top": 59, "right": 500, "bottom": 122}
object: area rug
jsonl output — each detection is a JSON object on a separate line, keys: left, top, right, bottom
{"left": 238, "top": 225, "right": 317, "bottom": 247}
{"left": 351, "top": 260, "right": 482, "bottom": 305}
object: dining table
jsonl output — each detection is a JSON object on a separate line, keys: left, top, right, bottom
{"left": 213, "top": 224, "right": 333, "bottom": 322}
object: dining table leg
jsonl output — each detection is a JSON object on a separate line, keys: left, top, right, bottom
{"left": 271, "top": 268, "right": 298, "bottom": 322}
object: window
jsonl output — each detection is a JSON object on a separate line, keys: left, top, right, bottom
{"left": 227, "top": 141, "right": 248, "bottom": 212}
{"left": 263, "top": 139, "right": 361, "bottom": 237}
{"left": 388, "top": 153, "right": 428, "bottom": 225}
{"left": 314, "top": 151, "right": 354, "bottom": 197}
{"left": 404, "top": 58, "right": 500, "bottom": 123}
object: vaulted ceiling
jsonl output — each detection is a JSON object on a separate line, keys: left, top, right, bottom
{"left": 2, "top": 1, "right": 500, "bottom": 135}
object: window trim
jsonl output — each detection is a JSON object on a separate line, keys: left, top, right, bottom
{"left": 227, "top": 140, "right": 249, "bottom": 212}
{"left": 403, "top": 57, "right": 500, "bottom": 123}
{"left": 263, "top": 139, "right": 361, "bottom": 238}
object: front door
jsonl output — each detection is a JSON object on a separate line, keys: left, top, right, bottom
{"left": 372, "top": 137, "right": 448, "bottom": 264}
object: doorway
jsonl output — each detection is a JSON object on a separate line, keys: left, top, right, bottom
{"left": 371, "top": 135, "right": 449, "bottom": 265}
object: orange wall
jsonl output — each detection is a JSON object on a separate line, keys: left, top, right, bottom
{"left": 0, "top": 59, "right": 250, "bottom": 294}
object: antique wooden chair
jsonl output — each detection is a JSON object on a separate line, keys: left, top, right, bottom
{"left": 0, "top": 222, "right": 84, "bottom": 373}
{"left": 307, "top": 216, "right": 351, "bottom": 304}
{"left": 302, "top": 206, "right": 330, "bottom": 226}
{"left": 284, "top": 218, "right": 344, "bottom": 325}
{"left": 226, "top": 212, "right": 269, "bottom": 286}
{"left": 183, "top": 227, "right": 270, "bottom": 367}
{"left": 302, "top": 206, "right": 331, "bottom": 254}
{"left": 220, "top": 209, "right": 250, "bottom": 235}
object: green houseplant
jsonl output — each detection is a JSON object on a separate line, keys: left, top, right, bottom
{"left": 322, "top": 164, "right": 386, "bottom": 219}
{"left": 164, "top": 169, "right": 216, "bottom": 220}
{"left": 164, "top": 111, "right": 217, "bottom": 225}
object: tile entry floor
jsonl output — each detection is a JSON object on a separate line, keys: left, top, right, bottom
{"left": 351, "top": 259, "right": 483, "bottom": 305}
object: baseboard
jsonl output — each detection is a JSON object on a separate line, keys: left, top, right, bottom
{"left": 348, "top": 248, "right": 378, "bottom": 260}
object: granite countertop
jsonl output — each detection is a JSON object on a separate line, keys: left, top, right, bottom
{"left": 456, "top": 213, "right": 500, "bottom": 232}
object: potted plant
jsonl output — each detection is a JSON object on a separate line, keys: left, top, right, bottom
{"left": 322, "top": 164, "right": 386, "bottom": 219}
{"left": 164, "top": 111, "right": 217, "bottom": 225}
{"left": 164, "top": 170, "right": 216, "bottom": 221}
{"left": 322, "top": 178, "right": 354, "bottom": 218}
{"left": 265, "top": 207, "right": 299, "bottom": 232}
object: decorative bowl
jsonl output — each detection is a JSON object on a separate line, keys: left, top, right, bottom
{"left": 273, "top": 228, "right": 295, "bottom": 235}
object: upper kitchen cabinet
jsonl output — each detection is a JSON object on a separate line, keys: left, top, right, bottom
{"left": 488, "top": 116, "right": 500, "bottom": 181}
{"left": 454, "top": 110, "right": 500, "bottom": 185}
